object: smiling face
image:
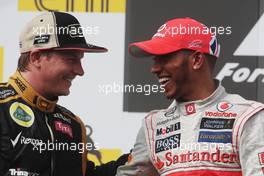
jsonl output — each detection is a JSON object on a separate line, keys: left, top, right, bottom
{"left": 38, "top": 50, "right": 84, "bottom": 99}
{"left": 151, "top": 50, "right": 194, "bottom": 101}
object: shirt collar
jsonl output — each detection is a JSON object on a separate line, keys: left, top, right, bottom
{"left": 8, "top": 71, "right": 57, "bottom": 112}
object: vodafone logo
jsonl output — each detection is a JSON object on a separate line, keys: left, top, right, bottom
{"left": 185, "top": 103, "right": 196, "bottom": 115}
{"left": 217, "top": 102, "right": 233, "bottom": 112}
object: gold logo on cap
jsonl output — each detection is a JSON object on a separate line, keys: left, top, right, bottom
{"left": 18, "top": 0, "right": 126, "bottom": 13}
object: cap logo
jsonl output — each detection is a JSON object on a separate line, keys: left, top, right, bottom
{"left": 33, "top": 35, "right": 50, "bottom": 45}
{"left": 209, "top": 36, "right": 220, "bottom": 57}
{"left": 189, "top": 40, "right": 202, "bottom": 48}
{"left": 68, "top": 24, "right": 84, "bottom": 38}
{"left": 153, "top": 24, "right": 170, "bottom": 38}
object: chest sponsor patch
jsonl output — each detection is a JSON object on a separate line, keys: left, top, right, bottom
{"left": 185, "top": 103, "right": 196, "bottom": 115}
{"left": 258, "top": 152, "right": 264, "bottom": 165}
{"left": 200, "top": 118, "right": 235, "bottom": 130}
{"left": 155, "top": 134, "right": 181, "bottom": 153}
{"left": 198, "top": 131, "right": 232, "bottom": 143}
{"left": 156, "top": 122, "right": 180, "bottom": 136}
{"left": 0, "top": 89, "right": 16, "bottom": 99}
{"left": 53, "top": 113, "right": 71, "bottom": 124}
{"left": 9, "top": 102, "right": 35, "bottom": 127}
{"left": 217, "top": 101, "right": 233, "bottom": 112}
{"left": 157, "top": 115, "right": 180, "bottom": 126}
{"left": 54, "top": 121, "right": 73, "bottom": 138}
{"left": 164, "top": 106, "right": 177, "bottom": 117}
{"left": 9, "top": 168, "right": 40, "bottom": 176}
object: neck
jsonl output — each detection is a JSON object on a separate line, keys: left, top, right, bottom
{"left": 177, "top": 78, "right": 217, "bottom": 103}
{"left": 20, "top": 71, "right": 57, "bottom": 100}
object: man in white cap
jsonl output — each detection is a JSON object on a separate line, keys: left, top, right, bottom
{"left": 116, "top": 17, "right": 264, "bottom": 176}
{"left": 0, "top": 11, "right": 127, "bottom": 176}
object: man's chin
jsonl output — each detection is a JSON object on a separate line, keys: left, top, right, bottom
{"left": 59, "top": 90, "right": 70, "bottom": 97}
{"left": 164, "top": 92, "right": 175, "bottom": 100}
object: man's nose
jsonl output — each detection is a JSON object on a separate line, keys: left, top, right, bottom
{"left": 74, "top": 61, "right": 84, "bottom": 76}
{"left": 151, "top": 62, "right": 162, "bottom": 74}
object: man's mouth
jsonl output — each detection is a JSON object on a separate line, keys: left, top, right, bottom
{"left": 158, "top": 77, "right": 171, "bottom": 86}
{"left": 64, "top": 77, "right": 74, "bottom": 84}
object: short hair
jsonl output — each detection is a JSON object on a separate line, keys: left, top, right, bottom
{"left": 178, "top": 49, "right": 217, "bottom": 73}
{"left": 204, "top": 53, "right": 217, "bottom": 73}
{"left": 17, "top": 51, "right": 51, "bottom": 72}
{"left": 17, "top": 52, "right": 30, "bottom": 72}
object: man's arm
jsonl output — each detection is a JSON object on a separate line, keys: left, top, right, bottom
{"left": 240, "top": 110, "right": 264, "bottom": 175}
{"left": 115, "top": 126, "right": 159, "bottom": 176}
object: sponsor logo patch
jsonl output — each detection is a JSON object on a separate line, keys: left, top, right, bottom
{"left": 204, "top": 111, "right": 237, "bottom": 117}
{"left": 157, "top": 115, "right": 180, "bottom": 126}
{"left": 9, "top": 168, "right": 39, "bottom": 176}
{"left": 258, "top": 152, "right": 264, "bottom": 165}
{"left": 15, "top": 78, "right": 27, "bottom": 92}
{"left": 198, "top": 131, "right": 232, "bottom": 143}
{"left": 10, "top": 132, "right": 22, "bottom": 147}
{"left": 164, "top": 106, "right": 177, "bottom": 117}
{"left": 164, "top": 149, "right": 238, "bottom": 167}
{"left": 55, "top": 121, "right": 73, "bottom": 138}
{"left": 9, "top": 102, "right": 35, "bottom": 127}
{"left": 217, "top": 101, "right": 233, "bottom": 112}
{"left": 156, "top": 122, "right": 180, "bottom": 136}
{"left": 53, "top": 113, "right": 71, "bottom": 124}
{"left": 200, "top": 118, "right": 235, "bottom": 130}
{"left": 155, "top": 134, "right": 181, "bottom": 153}
{"left": 155, "top": 156, "right": 165, "bottom": 170}
{"left": 33, "top": 35, "right": 50, "bottom": 44}
{"left": 185, "top": 103, "right": 196, "bottom": 115}
{"left": 0, "top": 89, "right": 16, "bottom": 99}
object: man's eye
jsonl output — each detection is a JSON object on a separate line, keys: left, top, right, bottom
{"left": 66, "top": 59, "right": 75, "bottom": 63}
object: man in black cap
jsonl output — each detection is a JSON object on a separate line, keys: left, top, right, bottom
{"left": 0, "top": 11, "right": 127, "bottom": 176}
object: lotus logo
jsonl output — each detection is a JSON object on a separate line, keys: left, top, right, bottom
{"left": 217, "top": 102, "right": 233, "bottom": 112}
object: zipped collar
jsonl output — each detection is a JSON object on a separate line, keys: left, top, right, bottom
{"left": 8, "top": 71, "right": 57, "bottom": 112}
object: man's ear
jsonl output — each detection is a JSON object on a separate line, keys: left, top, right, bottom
{"left": 191, "top": 52, "right": 205, "bottom": 70}
{"left": 29, "top": 51, "right": 42, "bottom": 68}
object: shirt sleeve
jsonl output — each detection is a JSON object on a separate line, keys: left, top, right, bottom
{"left": 239, "top": 110, "right": 264, "bottom": 176}
{"left": 116, "top": 126, "right": 159, "bottom": 176}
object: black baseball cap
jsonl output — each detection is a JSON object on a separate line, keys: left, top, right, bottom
{"left": 19, "top": 11, "right": 108, "bottom": 53}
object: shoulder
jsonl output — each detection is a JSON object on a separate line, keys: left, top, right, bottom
{"left": 222, "top": 93, "right": 264, "bottom": 113}
{"left": 56, "top": 104, "right": 76, "bottom": 117}
{"left": 56, "top": 104, "right": 85, "bottom": 126}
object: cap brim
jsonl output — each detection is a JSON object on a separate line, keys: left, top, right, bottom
{"left": 53, "top": 43, "right": 108, "bottom": 53}
{"left": 129, "top": 38, "right": 181, "bottom": 57}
